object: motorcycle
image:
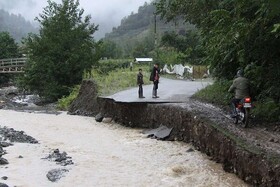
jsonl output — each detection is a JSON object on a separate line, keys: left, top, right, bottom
{"left": 233, "top": 97, "right": 252, "bottom": 127}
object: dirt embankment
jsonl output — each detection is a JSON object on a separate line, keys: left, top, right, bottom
{"left": 97, "top": 98, "right": 280, "bottom": 187}
{"left": 68, "top": 79, "right": 99, "bottom": 116}
{"left": 68, "top": 79, "right": 280, "bottom": 186}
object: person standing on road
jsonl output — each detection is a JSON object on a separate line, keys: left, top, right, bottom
{"left": 137, "top": 68, "right": 145, "bottom": 98}
{"left": 228, "top": 69, "right": 250, "bottom": 117}
{"left": 150, "top": 63, "right": 160, "bottom": 98}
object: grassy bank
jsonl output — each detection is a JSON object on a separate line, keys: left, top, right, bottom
{"left": 58, "top": 61, "right": 151, "bottom": 110}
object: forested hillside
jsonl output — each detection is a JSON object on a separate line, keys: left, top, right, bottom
{"left": 0, "top": 9, "right": 37, "bottom": 42}
{"left": 103, "top": 1, "right": 195, "bottom": 58}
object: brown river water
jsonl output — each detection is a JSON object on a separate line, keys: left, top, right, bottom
{"left": 0, "top": 110, "right": 248, "bottom": 187}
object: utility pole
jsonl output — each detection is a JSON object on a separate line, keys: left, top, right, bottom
{"left": 154, "top": 12, "right": 157, "bottom": 46}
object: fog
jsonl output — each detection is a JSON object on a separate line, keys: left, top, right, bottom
{"left": 0, "top": 0, "right": 150, "bottom": 39}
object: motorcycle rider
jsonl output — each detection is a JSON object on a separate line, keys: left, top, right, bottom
{"left": 228, "top": 69, "right": 250, "bottom": 117}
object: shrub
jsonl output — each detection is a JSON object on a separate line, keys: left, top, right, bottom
{"left": 57, "top": 85, "right": 80, "bottom": 110}
{"left": 252, "top": 99, "right": 280, "bottom": 122}
{"left": 193, "top": 80, "right": 233, "bottom": 106}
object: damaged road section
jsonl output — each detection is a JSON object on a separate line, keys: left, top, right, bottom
{"left": 143, "top": 125, "right": 173, "bottom": 140}
{"left": 98, "top": 97, "right": 280, "bottom": 186}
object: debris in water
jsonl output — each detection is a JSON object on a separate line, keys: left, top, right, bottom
{"left": 186, "top": 148, "right": 194, "bottom": 153}
{"left": 144, "top": 125, "right": 173, "bottom": 140}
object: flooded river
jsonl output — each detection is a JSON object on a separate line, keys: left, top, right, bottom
{"left": 0, "top": 110, "right": 248, "bottom": 187}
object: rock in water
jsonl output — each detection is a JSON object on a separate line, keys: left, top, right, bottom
{"left": 0, "top": 183, "right": 9, "bottom": 187}
{"left": 46, "top": 169, "right": 69, "bottom": 182}
{"left": 95, "top": 113, "right": 104, "bottom": 122}
{"left": 1, "top": 176, "right": 8, "bottom": 180}
{"left": 0, "top": 158, "right": 8, "bottom": 165}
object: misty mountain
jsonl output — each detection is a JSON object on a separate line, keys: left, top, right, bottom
{"left": 0, "top": 9, "right": 37, "bottom": 43}
{"left": 103, "top": 2, "right": 195, "bottom": 57}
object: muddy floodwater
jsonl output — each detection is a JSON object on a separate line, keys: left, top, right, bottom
{"left": 0, "top": 110, "right": 248, "bottom": 187}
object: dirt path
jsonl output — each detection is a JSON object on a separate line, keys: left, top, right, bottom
{"left": 190, "top": 100, "right": 280, "bottom": 156}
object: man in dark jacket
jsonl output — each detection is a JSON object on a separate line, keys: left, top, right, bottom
{"left": 150, "top": 63, "right": 160, "bottom": 98}
{"left": 137, "top": 68, "right": 145, "bottom": 98}
{"left": 228, "top": 69, "right": 250, "bottom": 117}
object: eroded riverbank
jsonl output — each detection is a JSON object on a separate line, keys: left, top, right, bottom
{"left": 98, "top": 98, "right": 280, "bottom": 186}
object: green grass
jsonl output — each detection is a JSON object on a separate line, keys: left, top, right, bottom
{"left": 193, "top": 80, "right": 233, "bottom": 106}
{"left": 57, "top": 63, "right": 152, "bottom": 110}
{"left": 91, "top": 64, "right": 151, "bottom": 96}
{"left": 57, "top": 85, "right": 80, "bottom": 110}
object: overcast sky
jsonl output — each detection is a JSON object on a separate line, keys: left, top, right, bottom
{"left": 0, "top": 0, "right": 150, "bottom": 39}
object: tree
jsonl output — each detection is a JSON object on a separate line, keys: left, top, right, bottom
{"left": 99, "top": 40, "right": 122, "bottom": 59}
{"left": 156, "top": 0, "right": 280, "bottom": 103}
{"left": 0, "top": 32, "right": 19, "bottom": 59}
{"left": 0, "top": 32, "right": 19, "bottom": 85}
{"left": 22, "top": 0, "right": 99, "bottom": 101}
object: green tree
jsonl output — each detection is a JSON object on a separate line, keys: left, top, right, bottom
{"left": 156, "top": 0, "right": 280, "bottom": 103}
{"left": 99, "top": 40, "right": 122, "bottom": 59}
{"left": 0, "top": 32, "right": 19, "bottom": 85}
{"left": 0, "top": 32, "right": 19, "bottom": 59}
{"left": 22, "top": 0, "right": 99, "bottom": 101}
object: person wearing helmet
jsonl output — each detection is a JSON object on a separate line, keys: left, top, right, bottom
{"left": 228, "top": 69, "right": 250, "bottom": 117}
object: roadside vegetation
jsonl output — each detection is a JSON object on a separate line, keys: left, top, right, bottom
{"left": 57, "top": 60, "right": 151, "bottom": 110}
{"left": 156, "top": 0, "right": 280, "bottom": 122}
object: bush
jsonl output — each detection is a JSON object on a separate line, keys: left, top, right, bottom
{"left": 96, "top": 59, "right": 131, "bottom": 74}
{"left": 193, "top": 80, "right": 233, "bottom": 106}
{"left": 57, "top": 85, "right": 80, "bottom": 110}
{"left": 252, "top": 99, "right": 280, "bottom": 122}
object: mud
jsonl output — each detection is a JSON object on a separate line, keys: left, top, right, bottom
{"left": 68, "top": 79, "right": 99, "bottom": 116}
{"left": 98, "top": 97, "right": 280, "bottom": 186}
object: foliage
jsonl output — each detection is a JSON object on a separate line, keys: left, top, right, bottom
{"left": 94, "top": 59, "right": 132, "bottom": 75}
{"left": 98, "top": 39, "right": 123, "bottom": 59}
{"left": 21, "top": 0, "right": 99, "bottom": 101}
{"left": 0, "top": 9, "right": 37, "bottom": 42}
{"left": 252, "top": 98, "right": 280, "bottom": 122}
{"left": 160, "top": 30, "right": 204, "bottom": 64}
{"left": 0, "top": 32, "right": 19, "bottom": 85}
{"left": 104, "top": 1, "right": 195, "bottom": 58}
{"left": 153, "top": 47, "right": 183, "bottom": 66}
{"left": 156, "top": 0, "right": 280, "bottom": 121}
{"left": 0, "top": 32, "right": 19, "bottom": 59}
{"left": 193, "top": 80, "right": 232, "bottom": 106}
{"left": 57, "top": 85, "right": 80, "bottom": 110}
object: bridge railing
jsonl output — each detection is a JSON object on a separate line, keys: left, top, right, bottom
{"left": 0, "top": 58, "right": 27, "bottom": 73}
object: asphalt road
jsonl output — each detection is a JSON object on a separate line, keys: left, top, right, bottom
{"left": 105, "top": 78, "right": 212, "bottom": 103}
